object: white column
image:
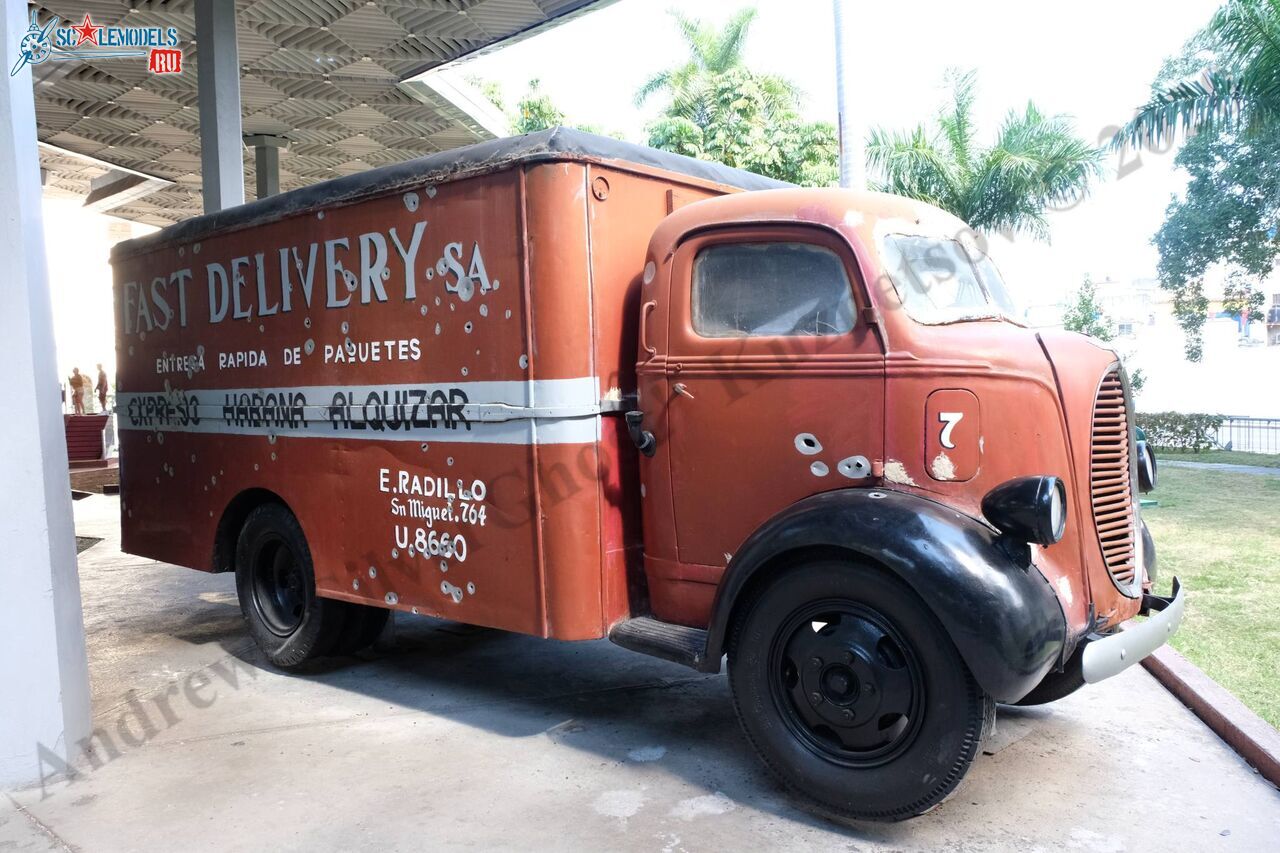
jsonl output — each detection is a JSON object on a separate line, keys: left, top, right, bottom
{"left": 245, "top": 133, "right": 287, "bottom": 199}
{"left": 0, "top": 3, "right": 92, "bottom": 789}
{"left": 195, "top": 0, "right": 244, "bottom": 212}
{"left": 832, "top": 0, "right": 866, "bottom": 190}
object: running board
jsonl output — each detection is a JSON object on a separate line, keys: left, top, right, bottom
{"left": 608, "top": 617, "right": 718, "bottom": 672}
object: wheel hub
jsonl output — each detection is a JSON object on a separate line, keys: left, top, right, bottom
{"left": 772, "top": 602, "right": 925, "bottom": 765}
{"left": 251, "top": 538, "right": 305, "bottom": 636}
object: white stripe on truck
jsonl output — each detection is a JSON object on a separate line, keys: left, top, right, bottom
{"left": 116, "top": 377, "right": 621, "bottom": 446}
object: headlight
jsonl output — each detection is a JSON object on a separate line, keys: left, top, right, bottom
{"left": 981, "top": 475, "right": 1067, "bottom": 546}
{"left": 1136, "top": 440, "right": 1157, "bottom": 493}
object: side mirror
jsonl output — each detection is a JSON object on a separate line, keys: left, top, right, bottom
{"left": 1136, "top": 440, "right": 1157, "bottom": 493}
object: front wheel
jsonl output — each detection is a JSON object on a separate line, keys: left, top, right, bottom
{"left": 728, "top": 560, "right": 994, "bottom": 821}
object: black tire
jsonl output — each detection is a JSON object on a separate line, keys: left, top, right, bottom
{"left": 331, "top": 603, "right": 391, "bottom": 656}
{"left": 1014, "top": 660, "right": 1085, "bottom": 706}
{"left": 234, "top": 503, "right": 348, "bottom": 670}
{"left": 728, "top": 560, "right": 995, "bottom": 822}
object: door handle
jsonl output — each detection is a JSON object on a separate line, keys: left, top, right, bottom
{"left": 640, "top": 300, "right": 657, "bottom": 361}
{"left": 673, "top": 383, "right": 694, "bottom": 400}
{"left": 626, "top": 411, "right": 656, "bottom": 457}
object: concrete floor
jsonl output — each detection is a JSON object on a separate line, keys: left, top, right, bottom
{"left": 3, "top": 496, "right": 1278, "bottom": 852}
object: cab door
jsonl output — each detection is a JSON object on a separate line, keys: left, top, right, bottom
{"left": 663, "top": 226, "right": 885, "bottom": 570}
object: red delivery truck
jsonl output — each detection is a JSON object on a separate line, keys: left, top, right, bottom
{"left": 112, "top": 129, "right": 1184, "bottom": 821}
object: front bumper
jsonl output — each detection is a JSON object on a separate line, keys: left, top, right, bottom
{"left": 1082, "top": 577, "right": 1186, "bottom": 683}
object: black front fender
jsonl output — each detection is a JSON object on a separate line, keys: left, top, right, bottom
{"left": 705, "top": 488, "right": 1066, "bottom": 704}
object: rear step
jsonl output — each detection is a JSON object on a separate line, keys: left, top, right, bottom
{"left": 608, "top": 617, "right": 717, "bottom": 672}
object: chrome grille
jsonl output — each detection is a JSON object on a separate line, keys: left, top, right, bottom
{"left": 1090, "top": 369, "right": 1136, "bottom": 589}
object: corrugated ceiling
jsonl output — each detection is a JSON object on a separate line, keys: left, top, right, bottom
{"left": 32, "top": 0, "right": 607, "bottom": 226}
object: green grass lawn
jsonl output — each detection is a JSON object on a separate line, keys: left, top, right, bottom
{"left": 1157, "top": 448, "right": 1280, "bottom": 468}
{"left": 1142, "top": 466, "right": 1280, "bottom": 728}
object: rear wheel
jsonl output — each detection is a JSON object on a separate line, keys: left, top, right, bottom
{"left": 728, "top": 560, "right": 994, "bottom": 821}
{"left": 331, "top": 603, "right": 391, "bottom": 656}
{"left": 235, "top": 503, "right": 347, "bottom": 669}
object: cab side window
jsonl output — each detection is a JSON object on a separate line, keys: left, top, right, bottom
{"left": 691, "top": 242, "right": 855, "bottom": 338}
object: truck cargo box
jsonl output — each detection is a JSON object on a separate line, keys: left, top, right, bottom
{"left": 112, "top": 128, "right": 784, "bottom": 640}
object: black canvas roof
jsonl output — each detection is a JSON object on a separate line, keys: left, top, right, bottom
{"left": 112, "top": 127, "right": 791, "bottom": 260}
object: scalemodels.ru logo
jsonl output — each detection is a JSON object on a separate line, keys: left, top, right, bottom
{"left": 10, "top": 11, "right": 182, "bottom": 76}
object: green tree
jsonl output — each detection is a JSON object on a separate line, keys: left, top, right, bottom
{"left": 866, "top": 70, "right": 1104, "bottom": 237}
{"left": 1141, "top": 29, "right": 1280, "bottom": 361}
{"left": 1114, "top": 0, "right": 1280, "bottom": 149}
{"left": 513, "top": 79, "right": 565, "bottom": 134}
{"left": 639, "top": 8, "right": 838, "bottom": 186}
{"left": 1063, "top": 277, "right": 1115, "bottom": 340}
{"left": 1151, "top": 116, "right": 1280, "bottom": 361}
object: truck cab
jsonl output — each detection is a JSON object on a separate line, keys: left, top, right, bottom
{"left": 618, "top": 186, "right": 1183, "bottom": 818}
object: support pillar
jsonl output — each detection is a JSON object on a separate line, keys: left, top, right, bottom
{"left": 0, "top": 2, "right": 92, "bottom": 789}
{"left": 832, "top": 0, "right": 866, "bottom": 190}
{"left": 245, "top": 134, "right": 287, "bottom": 199}
{"left": 195, "top": 0, "right": 244, "bottom": 212}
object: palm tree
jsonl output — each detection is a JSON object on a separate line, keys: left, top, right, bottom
{"left": 866, "top": 70, "right": 1104, "bottom": 238}
{"left": 636, "top": 8, "right": 798, "bottom": 119}
{"left": 1114, "top": 0, "right": 1280, "bottom": 148}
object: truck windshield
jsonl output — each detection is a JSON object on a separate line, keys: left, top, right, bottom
{"left": 880, "top": 234, "right": 1019, "bottom": 325}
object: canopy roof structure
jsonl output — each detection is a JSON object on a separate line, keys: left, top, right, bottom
{"left": 31, "top": 0, "right": 608, "bottom": 225}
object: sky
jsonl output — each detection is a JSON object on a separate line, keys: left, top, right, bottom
{"left": 458, "top": 0, "right": 1222, "bottom": 311}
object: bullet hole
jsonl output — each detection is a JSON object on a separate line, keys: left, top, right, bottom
{"left": 461, "top": 367, "right": 469, "bottom": 376}
{"left": 316, "top": 211, "right": 324, "bottom": 220}
{"left": 810, "top": 461, "right": 829, "bottom": 477}
{"left": 643, "top": 261, "right": 656, "bottom": 284}
{"left": 505, "top": 309, "right": 512, "bottom": 320}
{"left": 341, "top": 321, "right": 350, "bottom": 335}
{"left": 304, "top": 317, "right": 312, "bottom": 329}
{"left": 519, "top": 354, "right": 529, "bottom": 369}
{"left": 304, "top": 339, "right": 315, "bottom": 355}
{"left": 447, "top": 456, "right": 454, "bottom": 466}
{"left": 178, "top": 246, "right": 185, "bottom": 257}
{"left": 391, "top": 548, "right": 399, "bottom": 559}
{"left": 368, "top": 566, "right": 377, "bottom": 578}
{"left": 439, "top": 560, "right": 448, "bottom": 573}
{"left": 353, "top": 578, "right": 360, "bottom": 590}
{"left": 424, "top": 185, "right": 437, "bottom": 198}
{"left": 435, "top": 296, "right": 441, "bottom": 306}
{"left": 434, "top": 323, "right": 441, "bottom": 335}
{"left": 794, "top": 433, "right": 822, "bottom": 455}
{"left": 466, "top": 582, "right": 476, "bottom": 595}
{"left": 271, "top": 452, "right": 277, "bottom": 461}
{"left": 420, "top": 443, "right": 429, "bottom": 452}
{"left": 425, "top": 267, "right": 435, "bottom": 280}
{"left": 479, "top": 304, "right": 488, "bottom": 317}
{"left": 403, "top": 192, "right": 419, "bottom": 212}
{"left": 420, "top": 305, "right": 428, "bottom": 316}
{"left": 193, "top": 242, "right": 201, "bottom": 254}
{"left": 464, "top": 321, "right": 473, "bottom": 333}
{"left": 385, "top": 592, "right": 398, "bottom": 605}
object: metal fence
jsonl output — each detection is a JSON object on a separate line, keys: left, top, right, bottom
{"left": 1214, "top": 417, "right": 1280, "bottom": 454}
